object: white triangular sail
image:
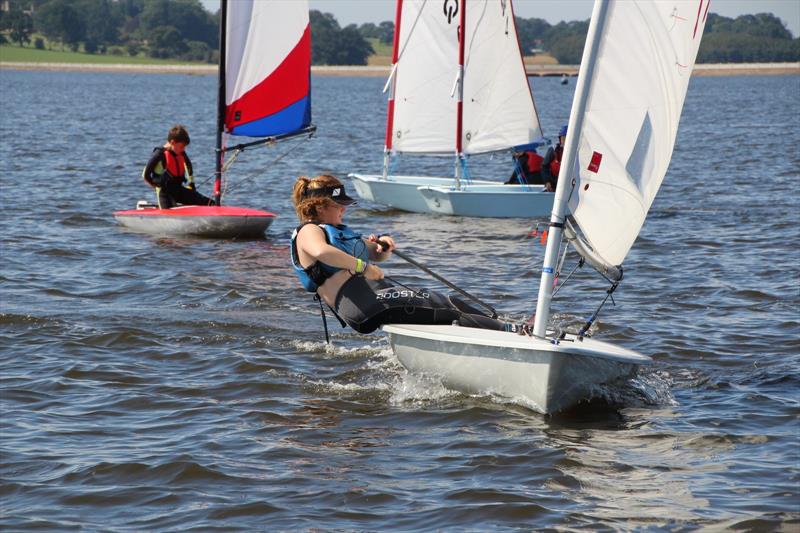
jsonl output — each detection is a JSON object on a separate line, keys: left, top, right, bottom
{"left": 462, "top": 0, "right": 541, "bottom": 154}
{"left": 390, "top": 0, "right": 460, "bottom": 154}
{"left": 389, "top": 0, "right": 539, "bottom": 155}
{"left": 567, "top": 0, "right": 708, "bottom": 266}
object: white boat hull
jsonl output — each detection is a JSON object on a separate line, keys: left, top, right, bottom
{"left": 114, "top": 205, "right": 275, "bottom": 238}
{"left": 418, "top": 184, "right": 554, "bottom": 218}
{"left": 383, "top": 324, "right": 651, "bottom": 414}
{"left": 348, "top": 173, "right": 496, "bottom": 214}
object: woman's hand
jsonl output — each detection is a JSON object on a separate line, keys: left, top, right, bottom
{"left": 364, "top": 263, "right": 384, "bottom": 280}
{"left": 368, "top": 234, "right": 395, "bottom": 253}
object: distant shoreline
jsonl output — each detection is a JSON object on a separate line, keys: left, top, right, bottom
{"left": 1, "top": 61, "right": 798, "bottom": 77}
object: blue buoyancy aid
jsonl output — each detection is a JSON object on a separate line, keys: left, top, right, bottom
{"left": 291, "top": 223, "right": 371, "bottom": 292}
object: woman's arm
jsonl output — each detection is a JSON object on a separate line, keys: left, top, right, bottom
{"left": 298, "top": 225, "right": 384, "bottom": 279}
{"left": 365, "top": 234, "right": 395, "bottom": 262}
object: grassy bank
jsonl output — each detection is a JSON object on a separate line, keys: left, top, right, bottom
{"left": 0, "top": 44, "right": 203, "bottom": 66}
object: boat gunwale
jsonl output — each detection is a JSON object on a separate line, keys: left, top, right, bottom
{"left": 383, "top": 324, "right": 651, "bottom": 364}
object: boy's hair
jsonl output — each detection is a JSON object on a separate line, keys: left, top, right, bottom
{"left": 167, "top": 124, "right": 191, "bottom": 145}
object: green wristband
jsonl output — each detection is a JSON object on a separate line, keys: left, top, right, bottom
{"left": 355, "top": 258, "right": 366, "bottom": 274}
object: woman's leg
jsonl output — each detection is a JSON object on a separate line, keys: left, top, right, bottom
{"left": 334, "top": 277, "right": 512, "bottom": 334}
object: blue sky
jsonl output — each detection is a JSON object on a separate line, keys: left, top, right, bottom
{"left": 201, "top": 1, "right": 800, "bottom": 38}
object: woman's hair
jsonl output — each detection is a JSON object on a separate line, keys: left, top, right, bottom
{"left": 167, "top": 124, "right": 191, "bottom": 145}
{"left": 292, "top": 174, "right": 342, "bottom": 222}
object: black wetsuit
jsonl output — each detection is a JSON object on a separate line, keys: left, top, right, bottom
{"left": 506, "top": 151, "right": 545, "bottom": 185}
{"left": 142, "top": 148, "right": 213, "bottom": 209}
{"left": 334, "top": 275, "right": 511, "bottom": 334}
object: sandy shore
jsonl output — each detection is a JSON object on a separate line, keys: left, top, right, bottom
{"left": 1, "top": 61, "right": 798, "bottom": 77}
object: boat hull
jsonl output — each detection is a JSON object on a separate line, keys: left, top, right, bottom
{"left": 113, "top": 205, "right": 275, "bottom": 238}
{"left": 383, "top": 324, "right": 651, "bottom": 414}
{"left": 348, "top": 173, "right": 496, "bottom": 214}
{"left": 418, "top": 184, "right": 554, "bottom": 218}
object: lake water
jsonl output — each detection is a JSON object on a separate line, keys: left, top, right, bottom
{"left": 1, "top": 69, "right": 798, "bottom": 531}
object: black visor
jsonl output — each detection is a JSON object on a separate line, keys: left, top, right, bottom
{"left": 304, "top": 184, "right": 357, "bottom": 206}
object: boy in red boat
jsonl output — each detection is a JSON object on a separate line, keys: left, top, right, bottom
{"left": 142, "top": 125, "right": 214, "bottom": 209}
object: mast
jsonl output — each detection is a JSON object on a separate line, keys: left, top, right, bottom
{"left": 213, "top": 0, "right": 228, "bottom": 207}
{"left": 382, "top": 0, "right": 404, "bottom": 179}
{"left": 532, "top": 0, "right": 610, "bottom": 339}
{"left": 454, "top": 0, "right": 466, "bottom": 188}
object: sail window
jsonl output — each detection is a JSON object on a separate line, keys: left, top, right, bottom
{"left": 625, "top": 112, "right": 655, "bottom": 196}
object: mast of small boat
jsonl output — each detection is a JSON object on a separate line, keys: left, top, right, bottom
{"left": 213, "top": 0, "right": 228, "bottom": 207}
{"left": 382, "top": 0, "right": 404, "bottom": 180}
{"left": 532, "top": 0, "right": 610, "bottom": 339}
{"left": 453, "top": 0, "right": 466, "bottom": 189}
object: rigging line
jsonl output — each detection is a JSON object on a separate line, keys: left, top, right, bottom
{"left": 552, "top": 257, "right": 584, "bottom": 298}
{"left": 224, "top": 136, "right": 309, "bottom": 195}
{"left": 577, "top": 281, "right": 619, "bottom": 339}
{"left": 195, "top": 149, "right": 242, "bottom": 187}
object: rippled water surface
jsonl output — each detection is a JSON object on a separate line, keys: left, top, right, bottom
{"left": 1, "top": 70, "right": 799, "bottom": 531}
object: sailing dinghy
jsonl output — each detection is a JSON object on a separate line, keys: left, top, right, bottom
{"left": 115, "top": 0, "right": 315, "bottom": 238}
{"left": 349, "top": 0, "right": 554, "bottom": 218}
{"left": 385, "top": 0, "right": 708, "bottom": 413}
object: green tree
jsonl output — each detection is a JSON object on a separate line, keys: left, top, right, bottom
{"left": 148, "top": 25, "right": 187, "bottom": 57}
{"left": 549, "top": 34, "right": 586, "bottom": 64}
{"left": 377, "top": 21, "right": 394, "bottom": 44}
{"left": 34, "top": 0, "right": 85, "bottom": 50}
{"left": 5, "top": 10, "right": 34, "bottom": 46}
{"left": 358, "top": 22, "right": 380, "bottom": 39}
{"left": 515, "top": 17, "right": 551, "bottom": 55}
{"left": 310, "top": 11, "right": 373, "bottom": 65}
{"left": 140, "top": 0, "right": 216, "bottom": 48}
{"left": 78, "top": 0, "right": 122, "bottom": 47}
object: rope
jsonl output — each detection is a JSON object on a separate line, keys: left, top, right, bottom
{"left": 387, "top": 151, "right": 398, "bottom": 178}
{"left": 459, "top": 156, "right": 473, "bottom": 186}
{"left": 577, "top": 281, "right": 619, "bottom": 339}
{"left": 551, "top": 257, "right": 584, "bottom": 298}
{"left": 511, "top": 153, "right": 531, "bottom": 191}
{"left": 194, "top": 135, "right": 308, "bottom": 197}
{"left": 225, "top": 137, "right": 306, "bottom": 195}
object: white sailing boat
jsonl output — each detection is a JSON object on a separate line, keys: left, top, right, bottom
{"left": 348, "top": 0, "right": 554, "bottom": 218}
{"left": 385, "top": 0, "right": 709, "bottom": 413}
{"left": 115, "top": 0, "right": 315, "bottom": 238}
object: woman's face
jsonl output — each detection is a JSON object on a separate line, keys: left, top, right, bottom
{"left": 318, "top": 201, "right": 345, "bottom": 225}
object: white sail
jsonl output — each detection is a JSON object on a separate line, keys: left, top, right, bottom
{"left": 462, "top": 0, "right": 541, "bottom": 154}
{"left": 390, "top": 0, "right": 538, "bottom": 155}
{"left": 391, "top": 0, "right": 460, "bottom": 154}
{"left": 567, "top": 0, "right": 708, "bottom": 266}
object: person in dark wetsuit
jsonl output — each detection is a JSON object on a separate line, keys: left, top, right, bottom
{"left": 541, "top": 124, "right": 567, "bottom": 192}
{"left": 142, "top": 124, "right": 214, "bottom": 209}
{"left": 506, "top": 149, "right": 545, "bottom": 185}
{"left": 290, "top": 174, "right": 526, "bottom": 335}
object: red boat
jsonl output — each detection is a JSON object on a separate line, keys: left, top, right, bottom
{"left": 115, "top": 0, "right": 314, "bottom": 239}
{"left": 114, "top": 205, "right": 275, "bottom": 239}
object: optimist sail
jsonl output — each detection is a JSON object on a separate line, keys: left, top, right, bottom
{"left": 224, "top": 0, "right": 312, "bottom": 138}
{"left": 387, "top": 0, "right": 539, "bottom": 155}
{"left": 567, "top": 0, "right": 708, "bottom": 267}
{"left": 462, "top": 0, "right": 540, "bottom": 154}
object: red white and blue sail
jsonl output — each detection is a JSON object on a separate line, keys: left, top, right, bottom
{"left": 224, "top": 0, "right": 311, "bottom": 138}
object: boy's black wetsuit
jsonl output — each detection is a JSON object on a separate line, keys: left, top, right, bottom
{"left": 142, "top": 148, "right": 213, "bottom": 209}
